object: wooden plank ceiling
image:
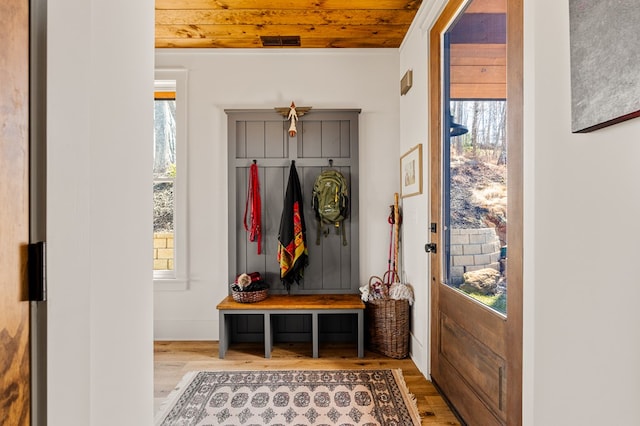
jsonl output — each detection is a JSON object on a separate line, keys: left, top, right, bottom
{"left": 155, "top": 0, "right": 507, "bottom": 99}
{"left": 155, "top": 0, "right": 423, "bottom": 48}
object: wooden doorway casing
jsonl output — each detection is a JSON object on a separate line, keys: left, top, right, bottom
{"left": 0, "top": 0, "right": 32, "bottom": 423}
{"left": 428, "top": 0, "right": 523, "bottom": 424}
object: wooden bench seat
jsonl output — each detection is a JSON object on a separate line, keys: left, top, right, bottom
{"left": 216, "top": 294, "right": 365, "bottom": 359}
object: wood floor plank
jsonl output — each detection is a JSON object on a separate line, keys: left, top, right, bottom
{"left": 154, "top": 341, "right": 461, "bottom": 425}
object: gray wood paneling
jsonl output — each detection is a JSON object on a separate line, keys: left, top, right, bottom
{"left": 297, "top": 119, "right": 352, "bottom": 159}
{"left": 319, "top": 314, "right": 357, "bottom": 342}
{"left": 245, "top": 122, "right": 266, "bottom": 159}
{"left": 340, "top": 121, "right": 351, "bottom": 158}
{"left": 320, "top": 121, "right": 341, "bottom": 158}
{"left": 263, "top": 167, "right": 285, "bottom": 284}
{"left": 227, "top": 109, "right": 360, "bottom": 342}
{"left": 235, "top": 121, "right": 246, "bottom": 158}
{"left": 298, "top": 121, "right": 322, "bottom": 158}
{"left": 231, "top": 315, "right": 265, "bottom": 343}
{"left": 265, "top": 121, "right": 287, "bottom": 158}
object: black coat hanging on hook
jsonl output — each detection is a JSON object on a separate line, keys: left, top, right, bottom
{"left": 277, "top": 161, "right": 309, "bottom": 292}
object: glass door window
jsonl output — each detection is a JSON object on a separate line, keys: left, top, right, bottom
{"left": 442, "top": 2, "right": 508, "bottom": 315}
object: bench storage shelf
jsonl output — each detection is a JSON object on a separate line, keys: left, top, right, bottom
{"left": 217, "top": 294, "right": 365, "bottom": 359}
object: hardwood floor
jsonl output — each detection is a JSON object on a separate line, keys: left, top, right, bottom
{"left": 154, "top": 341, "right": 460, "bottom": 425}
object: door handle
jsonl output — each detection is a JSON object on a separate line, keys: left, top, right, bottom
{"left": 425, "top": 243, "right": 437, "bottom": 253}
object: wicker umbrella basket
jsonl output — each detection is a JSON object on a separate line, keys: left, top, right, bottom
{"left": 366, "top": 298, "right": 410, "bottom": 359}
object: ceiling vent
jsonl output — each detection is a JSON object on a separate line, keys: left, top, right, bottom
{"left": 260, "top": 36, "right": 301, "bottom": 47}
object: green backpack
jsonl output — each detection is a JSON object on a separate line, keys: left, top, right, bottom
{"left": 312, "top": 169, "right": 349, "bottom": 246}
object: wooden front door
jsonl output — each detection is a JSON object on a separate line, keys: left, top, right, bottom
{"left": 428, "top": 0, "right": 522, "bottom": 424}
{"left": 0, "top": 0, "right": 31, "bottom": 423}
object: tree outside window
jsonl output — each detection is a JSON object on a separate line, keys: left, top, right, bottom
{"left": 153, "top": 94, "right": 176, "bottom": 272}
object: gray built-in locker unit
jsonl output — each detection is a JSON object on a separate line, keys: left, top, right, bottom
{"left": 227, "top": 109, "right": 360, "bottom": 344}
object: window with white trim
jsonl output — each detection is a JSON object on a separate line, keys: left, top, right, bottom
{"left": 154, "top": 70, "right": 188, "bottom": 289}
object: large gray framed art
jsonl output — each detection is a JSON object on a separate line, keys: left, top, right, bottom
{"left": 569, "top": 0, "right": 640, "bottom": 133}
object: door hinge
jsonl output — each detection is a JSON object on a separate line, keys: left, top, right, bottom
{"left": 425, "top": 243, "right": 437, "bottom": 253}
{"left": 29, "top": 241, "right": 47, "bottom": 302}
{"left": 430, "top": 223, "right": 437, "bottom": 233}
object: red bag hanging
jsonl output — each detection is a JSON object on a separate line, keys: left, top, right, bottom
{"left": 243, "top": 161, "right": 262, "bottom": 254}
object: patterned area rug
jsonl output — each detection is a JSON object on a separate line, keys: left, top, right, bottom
{"left": 155, "top": 369, "right": 421, "bottom": 426}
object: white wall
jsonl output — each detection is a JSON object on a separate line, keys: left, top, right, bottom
{"left": 153, "top": 50, "right": 400, "bottom": 339}
{"left": 397, "top": 2, "right": 439, "bottom": 377}
{"left": 526, "top": 0, "right": 640, "bottom": 424}
{"left": 47, "top": 0, "right": 154, "bottom": 425}
{"left": 400, "top": 0, "right": 640, "bottom": 424}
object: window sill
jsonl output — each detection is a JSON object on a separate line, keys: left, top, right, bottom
{"left": 154, "top": 278, "right": 188, "bottom": 291}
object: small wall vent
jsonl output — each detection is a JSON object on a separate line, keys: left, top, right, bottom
{"left": 261, "top": 36, "right": 301, "bottom": 47}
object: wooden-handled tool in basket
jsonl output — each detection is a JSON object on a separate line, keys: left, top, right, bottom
{"left": 386, "top": 193, "right": 402, "bottom": 282}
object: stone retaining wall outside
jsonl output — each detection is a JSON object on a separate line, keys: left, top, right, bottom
{"left": 450, "top": 228, "right": 501, "bottom": 286}
{"left": 153, "top": 229, "right": 499, "bottom": 278}
{"left": 154, "top": 232, "right": 174, "bottom": 270}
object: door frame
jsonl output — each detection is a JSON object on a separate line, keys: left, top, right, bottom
{"left": 30, "top": 0, "right": 48, "bottom": 423}
{"left": 428, "top": 0, "right": 523, "bottom": 423}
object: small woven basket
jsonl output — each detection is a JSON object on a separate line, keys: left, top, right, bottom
{"left": 366, "top": 298, "right": 410, "bottom": 359}
{"left": 231, "top": 288, "right": 268, "bottom": 303}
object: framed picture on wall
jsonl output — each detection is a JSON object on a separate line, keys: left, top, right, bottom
{"left": 400, "top": 144, "right": 422, "bottom": 198}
